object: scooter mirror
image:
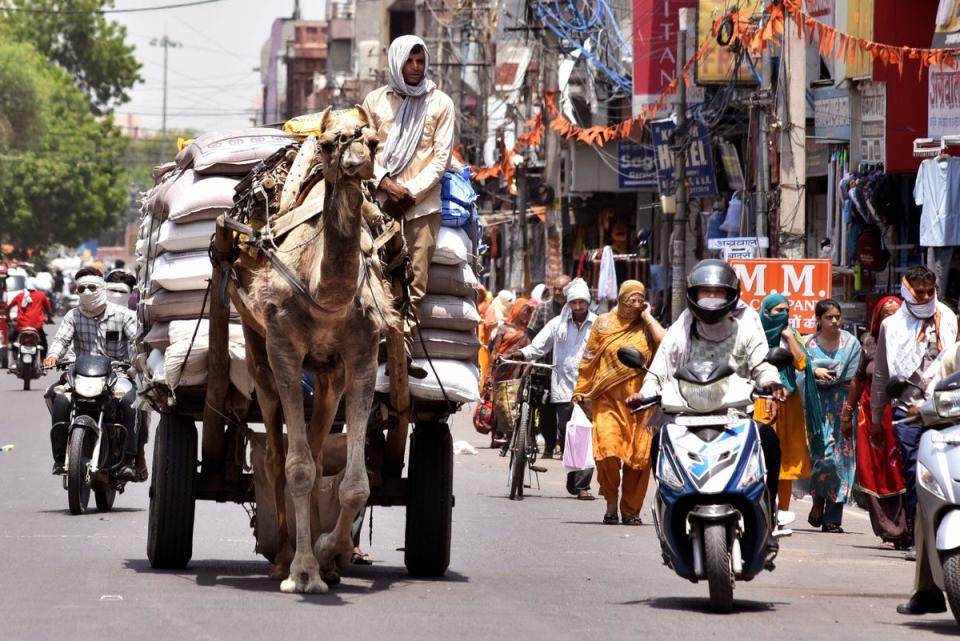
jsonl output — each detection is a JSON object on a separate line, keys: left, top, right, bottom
{"left": 886, "top": 375, "right": 911, "bottom": 399}
{"left": 934, "top": 370, "right": 960, "bottom": 393}
{"left": 764, "top": 347, "right": 793, "bottom": 371}
{"left": 617, "top": 347, "right": 647, "bottom": 370}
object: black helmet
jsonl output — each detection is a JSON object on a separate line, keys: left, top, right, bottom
{"left": 686, "top": 259, "right": 740, "bottom": 324}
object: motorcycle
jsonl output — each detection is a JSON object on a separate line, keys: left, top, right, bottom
{"left": 618, "top": 346, "right": 792, "bottom": 614}
{"left": 54, "top": 355, "right": 134, "bottom": 514}
{"left": 9, "top": 326, "right": 45, "bottom": 391}
{"left": 889, "top": 371, "right": 960, "bottom": 624}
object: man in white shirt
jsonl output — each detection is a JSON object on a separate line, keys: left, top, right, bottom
{"left": 508, "top": 278, "right": 596, "bottom": 499}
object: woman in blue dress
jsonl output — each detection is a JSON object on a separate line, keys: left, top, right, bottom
{"left": 804, "top": 299, "right": 862, "bottom": 533}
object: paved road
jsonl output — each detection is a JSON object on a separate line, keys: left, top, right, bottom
{"left": 0, "top": 366, "right": 957, "bottom": 640}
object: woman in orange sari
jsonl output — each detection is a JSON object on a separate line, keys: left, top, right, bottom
{"left": 573, "top": 281, "right": 665, "bottom": 525}
{"left": 473, "top": 298, "right": 535, "bottom": 444}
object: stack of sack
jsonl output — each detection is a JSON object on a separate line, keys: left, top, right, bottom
{"left": 376, "top": 167, "right": 483, "bottom": 404}
{"left": 135, "top": 129, "right": 291, "bottom": 403}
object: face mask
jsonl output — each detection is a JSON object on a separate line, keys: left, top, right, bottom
{"left": 106, "top": 289, "right": 130, "bottom": 307}
{"left": 907, "top": 298, "right": 937, "bottom": 320}
{"left": 698, "top": 296, "right": 728, "bottom": 310}
{"left": 77, "top": 278, "right": 107, "bottom": 318}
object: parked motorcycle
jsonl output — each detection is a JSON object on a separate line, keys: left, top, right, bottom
{"left": 889, "top": 371, "right": 960, "bottom": 624}
{"left": 618, "top": 346, "right": 792, "bottom": 613}
{"left": 8, "top": 327, "right": 45, "bottom": 391}
{"left": 54, "top": 355, "right": 134, "bottom": 514}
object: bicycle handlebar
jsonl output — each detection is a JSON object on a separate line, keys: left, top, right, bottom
{"left": 497, "top": 358, "right": 554, "bottom": 370}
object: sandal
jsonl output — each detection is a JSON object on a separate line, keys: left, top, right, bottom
{"left": 350, "top": 551, "right": 374, "bottom": 565}
{"left": 821, "top": 524, "right": 844, "bottom": 534}
{"left": 602, "top": 512, "right": 619, "bottom": 525}
{"left": 807, "top": 503, "right": 824, "bottom": 528}
{"left": 622, "top": 515, "right": 643, "bottom": 526}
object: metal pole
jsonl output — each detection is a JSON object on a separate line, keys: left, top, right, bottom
{"left": 151, "top": 35, "right": 180, "bottom": 160}
{"left": 755, "top": 37, "right": 772, "bottom": 257}
{"left": 669, "top": 8, "right": 689, "bottom": 323}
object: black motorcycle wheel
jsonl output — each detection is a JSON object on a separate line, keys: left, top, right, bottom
{"left": 21, "top": 362, "right": 32, "bottom": 391}
{"left": 704, "top": 523, "right": 735, "bottom": 614}
{"left": 508, "top": 402, "right": 529, "bottom": 500}
{"left": 94, "top": 431, "right": 116, "bottom": 511}
{"left": 67, "top": 429, "right": 93, "bottom": 515}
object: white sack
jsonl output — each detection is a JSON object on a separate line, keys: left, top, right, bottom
{"left": 418, "top": 295, "right": 482, "bottom": 331}
{"left": 426, "top": 263, "right": 479, "bottom": 298}
{"left": 432, "top": 226, "right": 471, "bottom": 265}
{"left": 177, "top": 128, "right": 292, "bottom": 175}
{"left": 160, "top": 170, "right": 238, "bottom": 223}
{"left": 376, "top": 358, "right": 480, "bottom": 403}
{"left": 151, "top": 250, "right": 211, "bottom": 291}
{"left": 411, "top": 328, "right": 480, "bottom": 360}
{"left": 157, "top": 219, "right": 217, "bottom": 253}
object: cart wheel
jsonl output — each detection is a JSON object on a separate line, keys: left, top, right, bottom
{"left": 147, "top": 414, "right": 197, "bottom": 569}
{"left": 405, "top": 421, "right": 453, "bottom": 577}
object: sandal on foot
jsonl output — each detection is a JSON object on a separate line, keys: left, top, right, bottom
{"left": 821, "top": 524, "right": 844, "bottom": 534}
{"left": 622, "top": 515, "right": 643, "bottom": 526}
{"left": 350, "top": 551, "right": 374, "bottom": 565}
{"left": 602, "top": 512, "right": 619, "bottom": 525}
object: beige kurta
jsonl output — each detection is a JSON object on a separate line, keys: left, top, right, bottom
{"left": 361, "top": 85, "right": 456, "bottom": 221}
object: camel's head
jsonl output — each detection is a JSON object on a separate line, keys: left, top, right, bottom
{"left": 316, "top": 107, "right": 378, "bottom": 182}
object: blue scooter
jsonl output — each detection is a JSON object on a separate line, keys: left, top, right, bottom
{"left": 618, "top": 347, "right": 792, "bottom": 613}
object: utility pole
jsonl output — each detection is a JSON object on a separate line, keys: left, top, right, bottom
{"left": 151, "top": 34, "right": 181, "bottom": 159}
{"left": 516, "top": 69, "right": 531, "bottom": 297}
{"left": 755, "top": 30, "right": 772, "bottom": 257}
{"left": 542, "top": 30, "right": 563, "bottom": 290}
{"left": 669, "top": 8, "right": 690, "bottom": 323}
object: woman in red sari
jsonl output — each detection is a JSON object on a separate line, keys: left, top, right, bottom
{"left": 473, "top": 298, "right": 535, "bottom": 445}
{"left": 841, "top": 296, "right": 908, "bottom": 547}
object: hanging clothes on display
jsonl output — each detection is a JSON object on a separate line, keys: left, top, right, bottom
{"left": 914, "top": 154, "right": 960, "bottom": 293}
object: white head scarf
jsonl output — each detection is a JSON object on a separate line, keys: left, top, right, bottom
{"left": 76, "top": 275, "right": 108, "bottom": 319}
{"left": 21, "top": 277, "right": 36, "bottom": 308}
{"left": 105, "top": 282, "right": 132, "bottom": 308}
{"left": 381, "top": 35, "right": 437, "bottom": 177}
{"left": 885, "top": 278, "right": 958, "bottom": 380}
{"left": 557, "top": 278, "right": 591, "bottom": 342}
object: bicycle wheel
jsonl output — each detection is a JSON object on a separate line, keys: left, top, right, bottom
{"left": 508, "top": 401, "right": 529, "bottom": 500}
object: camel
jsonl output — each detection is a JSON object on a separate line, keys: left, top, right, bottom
{"left": 224, "top": 107, "right": 397, "bottom": 593}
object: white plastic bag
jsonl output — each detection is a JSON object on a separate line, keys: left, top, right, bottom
{"left": 563, "top": 405, "right": 595, "bottom": 473}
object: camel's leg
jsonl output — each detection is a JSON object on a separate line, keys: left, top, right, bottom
{"left": 243, "top": 328, "right": 294, "bottom": 580}
{"left": 267, "top": 332, "right": 326, "bottom": 594}
{"left": 309, "top": 367, "right": 346, "bottom": 585}
{"left": 314, "top": 347, "right": 375, "bottom": 572}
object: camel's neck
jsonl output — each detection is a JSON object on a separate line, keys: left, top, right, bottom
{"left": 307, "top": 178, "right": 364, "bottom": 311}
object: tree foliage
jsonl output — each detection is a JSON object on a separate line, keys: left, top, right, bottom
{"left": 0, "top": 36, "right": 128, "bottom": 251}
{"left": 1, "top": 0, "right": 142, "bottom": 112}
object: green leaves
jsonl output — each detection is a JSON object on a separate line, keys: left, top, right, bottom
{"left": 0, "top": 37, "right": 128, "bottom": 250}
{"left": 2, "top": 0, "right": 143, "bottom": 113}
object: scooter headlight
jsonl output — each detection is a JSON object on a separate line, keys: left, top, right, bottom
{"left": 935, "top": 389, "right": 960, "bottom": 419}
{"left": 658, "top": 450, "right": 685, "bottom": 490}
{"left": 678, "top": 378, "right": 730, "bottom": 413}
{"left": 73, "top": 375, "right": 106, "bottom": 398}
{"left": 738, "top": 443, "right": 764, "bottom": 488}
{"left": 918, "top": 461, "right": 946, "bottom": 500}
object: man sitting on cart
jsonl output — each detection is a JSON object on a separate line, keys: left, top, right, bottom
{"left": 42, "top": 267, "right": 143, "bottom": 480}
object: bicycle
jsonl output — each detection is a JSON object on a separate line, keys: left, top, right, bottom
{"left": 496, "top": 359, "right": 553, "bottom": 500}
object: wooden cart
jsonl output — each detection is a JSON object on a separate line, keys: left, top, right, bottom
{"left": 144, "top": 223, "right": 459, "bottom": 578}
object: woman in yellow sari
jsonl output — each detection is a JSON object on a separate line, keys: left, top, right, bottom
{"left": 573, "top": 281, "right": 665, "bottom": 525}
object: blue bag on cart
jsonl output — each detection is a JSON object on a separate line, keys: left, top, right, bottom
{"left": 440, "top": 168, "right": 478, "bottom": 238}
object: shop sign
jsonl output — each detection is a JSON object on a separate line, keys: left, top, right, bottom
{"left": 717, "top": 142, "right": 745, "bottom": 191}
{"left": 929, "top": 67, "right": 960, "bottom": 138}
{"left": 617, "top": 141, "right": 658, "bottom": 189}
{"left": 813, "top": 86, "right": 851, "bottom": 140}
{"left": 933, "top": 0, "right": 960, "bottom": 49}
{"left": 632, "top": 0, "right": 698, "bottom": 112}
{"left": 708, "top": 236, "right": 769, "bottom": 251}
{"left": 859, "top": 81, "right": 886, "bottom": 166}
{"left": 727, "top": 258, "right": 833, "bottom": 334}
{"left": 723, "top": 245, "right": 757, "bottom": 260}
{"left": 651, "top": 119, "right": 719, "bottom": 198}
{"left": 695, "top": 0, "right": 762, "bottom": 84}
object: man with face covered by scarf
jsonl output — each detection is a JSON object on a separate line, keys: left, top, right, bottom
{"left": 362, "top": 36, "right": 456, "bottom": 367}
{"left": 42, "top": 267, "right": 143, "bottom": 480}
{"left": 872, "top": 265, "right": 958, "bottom": 567}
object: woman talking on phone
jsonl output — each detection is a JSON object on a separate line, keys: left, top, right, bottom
{"left": 803, "top": 299, "right": 862, "bottom": 533}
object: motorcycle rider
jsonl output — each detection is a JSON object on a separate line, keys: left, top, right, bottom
{"left": 41, "top": 267, "right": 143, "bottom": 480}
{"left": 625, "top": 260, "right": 787, "bottom": 533}
{"left": 8, "top": 277, "right": 53, "bottom": 357}
{"left": 894, "top": 334, "right": 960, "bottom": 615}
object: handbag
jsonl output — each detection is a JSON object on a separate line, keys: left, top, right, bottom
{"left": 563, "top": 405, "right": 596, "bottom": 473}
{"left": 472, "top": 379, "right": 497, "bottom": 435}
